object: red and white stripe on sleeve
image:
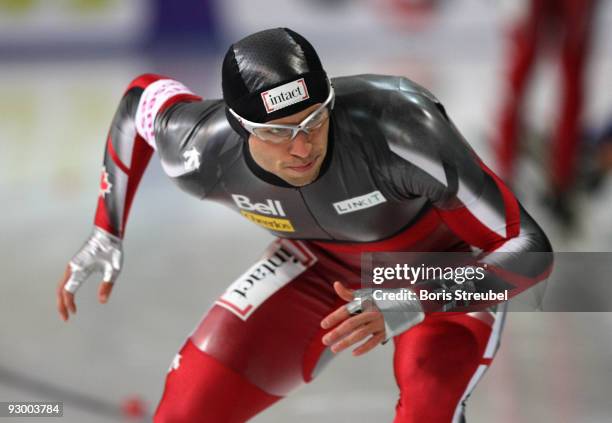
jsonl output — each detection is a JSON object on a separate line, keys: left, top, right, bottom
{"left": 135, "top": 78, "right": 200, "bottom": 149}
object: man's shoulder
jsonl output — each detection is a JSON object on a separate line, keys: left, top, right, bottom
{"left": 330, "top": 74, "right": 455, "bottom": 171}
{"left": 331, "top": 74, "right": 440, "bottom": 104}
{"left": 331, "top": 74, "right": 449, "bottom": 142}
{"left": 155, "top": 99, "right": 243, "bottom": 178}
{"left": 157, "top": 99, "right": 231, "bottom": 148}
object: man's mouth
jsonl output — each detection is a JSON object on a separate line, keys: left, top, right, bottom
{"left": 286, "top": 156, "right": 318, "bottom": 173}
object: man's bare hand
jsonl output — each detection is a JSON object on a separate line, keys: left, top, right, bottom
{"left": 320, "top": 281, "right": 386, "bottom": 356}
{"left": 56, "top": 265, "right": 114, "bottom": 322}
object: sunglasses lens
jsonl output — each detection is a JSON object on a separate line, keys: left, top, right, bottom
{"left": 305, "top": 107, "right": 329, "bottom": 130}
{"left": 253, "top": 127, "right": 294, "bottom": 143}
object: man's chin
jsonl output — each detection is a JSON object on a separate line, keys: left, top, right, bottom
{"left": 281, "top": 167, "right": 320, "bottom": 187}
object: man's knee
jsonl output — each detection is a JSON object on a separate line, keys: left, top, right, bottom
{"left": 154, "top": 339, "right": 279, "bottom": 423}
{"left": 395, "top": 320, "right": 482, "bottom": 384}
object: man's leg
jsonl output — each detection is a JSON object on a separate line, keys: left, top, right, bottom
{"left": 153, "top": 239, "right": 350, "bottom": 422}
{"left": 393, "top": 307, "right": 507, "bottom": 423}
{"left": 154, "top": 340, "right": 281, "bottom": 423}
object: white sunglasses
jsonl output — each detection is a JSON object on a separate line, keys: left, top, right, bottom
{"left": 229, "top": 83, "right": 335, "bottom": 144}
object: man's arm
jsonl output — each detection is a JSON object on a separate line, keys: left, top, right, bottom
{"left": 385, "top": 83, "right": 553, "bottom": 313}
{"left": 57, "top": 74, "right": 201, "bottom": 320}
{"left": 96, "top": 74, "right": 201, "bottom": 237}
{"left": 320, "top": 80, "right": 553, "bottom": 354}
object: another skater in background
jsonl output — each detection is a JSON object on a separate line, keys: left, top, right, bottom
{"left": 493, "top": 0, "right": 598, "bottom": 225}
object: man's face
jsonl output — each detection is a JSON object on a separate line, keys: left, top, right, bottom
{"left": 247, "top": 103, "right": 330, "bottom": 187}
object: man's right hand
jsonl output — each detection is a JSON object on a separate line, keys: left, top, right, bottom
{"left": 56, "top": 227, "right": 123, "bottom": 322}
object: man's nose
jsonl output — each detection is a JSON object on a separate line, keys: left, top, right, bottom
{"left": 288, "top": 131, "right": 312, "bottom": 158}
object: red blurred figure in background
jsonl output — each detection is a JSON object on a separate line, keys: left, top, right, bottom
{"left": 494, "top": 0, "right": 598, "bottom": 224}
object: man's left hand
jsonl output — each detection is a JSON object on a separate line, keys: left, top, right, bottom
{"left": 321, "top": 281, "right": 386, "bottom": 356}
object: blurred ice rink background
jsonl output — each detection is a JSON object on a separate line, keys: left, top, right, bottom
{"left": 1, "top": 0, "right": 612, "bottom": 421}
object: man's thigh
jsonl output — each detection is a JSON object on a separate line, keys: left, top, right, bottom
{"left": 189, "top": 238, "right": 354, "bottom": 396}
{"left": 154, "top": 239, "right": 356, "bottom": 422}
